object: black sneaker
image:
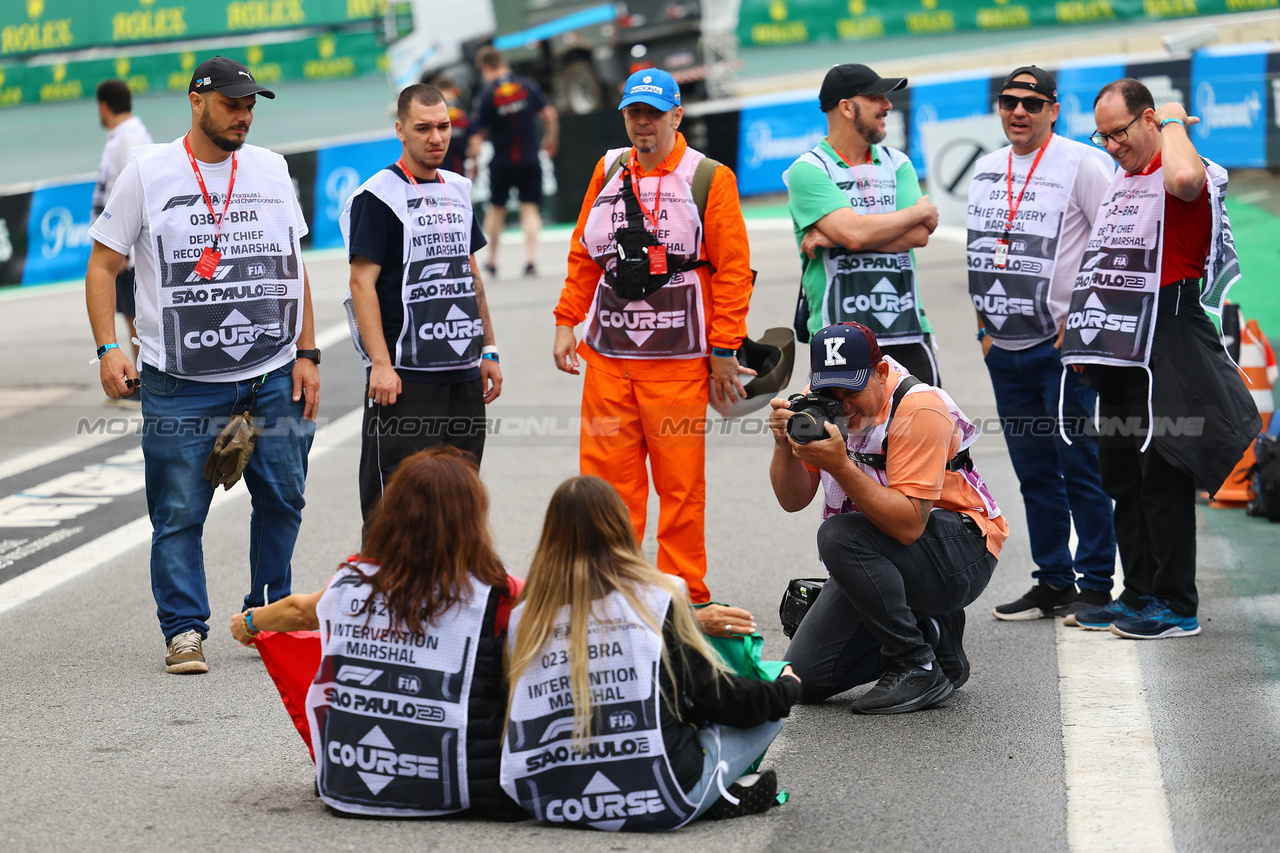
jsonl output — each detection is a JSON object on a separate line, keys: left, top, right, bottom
{"left": 483, "top": 262, "right": 497, "bottom": 278}
{"left": 705, "top": 768, "right": 778, "bottom": 820}
{"left": 933, "top": 610, "right": 969, "bottom": 689}
{"left": 1061, "top": 587, "right": 1112, "bottom": 621}
{"left": 523, "top": 262, "right": 537, "bottom": 277}
{"left": 991, "top": 582, "right": 1076, "bottom": 621}
{"left": 850, "top": 662, "right": 954, "bottom": 715}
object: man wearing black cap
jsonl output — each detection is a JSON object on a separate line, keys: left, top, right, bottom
{"left": 85, "top": 56, "right": 319, "bottom": 675}
{"left": 769, "top": 322, "right": 1007, "bottom": 714}
{"left": 966, "top": 66, "right": 1117, "bottom": 623}
{"left": 785, "top": 64, "right": 942, "bottom": 385}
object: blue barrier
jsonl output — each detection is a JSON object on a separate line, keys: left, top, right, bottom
{"left": 22, "top": 180, "right": 95, "bottom": 285}
{"left": 1192, "top": 44, "right": 1269, "bottom": 170}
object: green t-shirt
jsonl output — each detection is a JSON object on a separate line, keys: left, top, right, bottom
{"left": 786, "top": 140, "right": 929, "bottom": 336}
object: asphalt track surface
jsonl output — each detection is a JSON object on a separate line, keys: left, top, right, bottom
{"left": 2, "top": 221, "right": 1279, "bottom": 852}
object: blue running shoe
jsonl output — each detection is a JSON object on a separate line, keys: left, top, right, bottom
{"left": 1110, "top": 601, "right": 1201, "bottom": 639}
{"left": 1069, "top": 599, "right": 1142, "bottom": 630}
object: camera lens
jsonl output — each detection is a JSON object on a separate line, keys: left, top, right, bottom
{"left": 786, "top": 411, "right": 827, "bottom": 444}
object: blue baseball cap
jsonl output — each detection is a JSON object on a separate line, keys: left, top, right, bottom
{"left": 809, "top": 322, "right": 882, "bottom": 392}
{"left": 618, "top": 69, "right": 681, "bottom": 111}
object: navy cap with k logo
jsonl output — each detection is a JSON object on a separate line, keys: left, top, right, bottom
{"left": 809, "top": 322, "right": 883, "bottom": 391}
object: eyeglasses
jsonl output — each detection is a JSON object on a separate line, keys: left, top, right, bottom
{"left": 997, "top": 94, "right": 1052, "bottom": 114}
{"left": 1090, "top": 114, "right": 1141, "bottom": 147}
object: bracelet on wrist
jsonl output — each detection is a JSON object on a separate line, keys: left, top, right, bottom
{"left": 711, "top": 347, "right": 737, "bottom": 358}
{"left": 243, "top": 608, "right": 261, "bottom": 638}
{"left": 481, "top": 352, "right": 500, "bottom": 363}
{"left": 976, "top": 328, "right": 988, "bottom": 342}
{"left": 1160, "top": 118, "right": 1185, "bottom": 129}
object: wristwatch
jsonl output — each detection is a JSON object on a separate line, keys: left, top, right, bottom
{"left": 296, "top": 348, "right": 321, "bottom": 365}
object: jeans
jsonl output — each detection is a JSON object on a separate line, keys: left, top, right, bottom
{"left": 984, "top": 339, "right": 1116, "bottom": 591}
{"left": 684, "top": 719, "right": 785, "bottom": 820}
{"left": 785, "top": 510, "right": 996, "bottom": 703}
{"left": 140, "top": 362, "right": 313, "bottom": 642}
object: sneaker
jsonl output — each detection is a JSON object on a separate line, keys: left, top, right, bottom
{"left": 1070, "top": 599, "right": 1143, "bottom": 630}
{"left": 705, "top": 768, "right": 778, "bottom": 820}
{"left": 850, "top": 662, "right": 954, "bottom": 715}
{"left": 483, "top": 262, "right": 497, "bottom": 278}
{"left": 992, "top": 582, "right": 1076, "bottom": 621}
{"left": 1110, "top": 602, "right": 1201, "bottom": 639}
{"left": 1061, "top": 588, "right": 1113, "bottom": 621}
{"left": 165, "top": 630, "right": 208, "bottom": 674}
{"left": 523, "top": 262, "right": 537, "bottom": 278}
{"left": 932, "top": 610, "right": 970, "bottom": 689}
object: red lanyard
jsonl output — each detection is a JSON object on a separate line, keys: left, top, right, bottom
{"left": 826, "top": 138, "right": 873, "bottom": 167}
{"left": 627, "top": 149, "right": 664, "bottom": 230}
{"left": 1005, "top": 136, "right": 1051, "bottom": 238}
{"left": 183, "top": 134, "right": 236, "bottom": 250}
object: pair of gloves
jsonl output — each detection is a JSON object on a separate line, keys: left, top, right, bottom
{"left": 202, "top": 413, "right": 260, "bottom": 490}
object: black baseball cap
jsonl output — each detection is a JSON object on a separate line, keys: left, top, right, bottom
{"left": 189, "top": 56, "right": 276, "bottom": 99}
{"left": 1000, "top": 66, "right": 1057, "bottom": 102}
{"left": 819, "top": 64, "right": 907, "bottom": 112}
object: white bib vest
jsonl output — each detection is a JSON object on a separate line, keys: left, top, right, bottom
{"left": 307, "top": 563, "right": 491, "bottom": 817}
{"left": 796, "top": 145, "right": 923, "bottom": 344}
{"left": 340, "top": 168, "right": 483, "bottom": 372}
{"left": 820, "top": 357, "right": 1001, "bottom": 524}
{"left": 966, "top": 136, "right": 1089, "bottom": 345}
{"left": 580, "top": 147, "right": 708, "bottom": 359}
{"left": 501, "top": 586, "right": 716, "bottom": 831}
{"left": 134, "top": 140, "right": 304, "bottom": 379}
{"left": 1060, "top": 165, "right": 1165, "bottom": 369}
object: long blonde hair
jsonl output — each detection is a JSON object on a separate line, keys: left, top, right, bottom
{"left": 507, "top": 476, "right": 725, "bottom": 749}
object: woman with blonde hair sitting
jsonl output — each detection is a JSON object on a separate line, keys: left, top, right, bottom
{"left": 231, "top": 446, "right": 524, "bottom": 819}
{"left": 501, "top": 475, "right": 800, "bottom": 830}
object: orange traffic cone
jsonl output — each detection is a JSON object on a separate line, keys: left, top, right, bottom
{"left": 1211, "top": 318, "right": 1276, "bottom": 506}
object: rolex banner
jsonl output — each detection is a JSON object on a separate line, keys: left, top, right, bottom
{"left": 738, "top": 0, "right": 1267, "bottom": 47}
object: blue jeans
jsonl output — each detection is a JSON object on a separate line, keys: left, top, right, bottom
{"left": 140, "top": 363, "right": 313, "bottom": 642}
{"left": 984, "top": 340, "right": 1115, "bottom": 591}
{"left": 684, "top": 719, "right": 785, "bottom": 820}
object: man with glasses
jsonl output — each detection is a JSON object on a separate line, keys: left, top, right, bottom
{"left": 785, "top": 64, "right": 942, "bottom": 385}
{"left": 1060, "top": 78, "right": 1260, "bottom": 639}
{"left": 966, "top": 66, "right": 1117, "bottom": 623}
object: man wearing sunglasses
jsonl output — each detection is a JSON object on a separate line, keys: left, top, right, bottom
{"left": 966, "top": 66, "right": 1117, "bottom": 624}
{"left": 785, "top": 63, "right": 942, "bottom": 385}
{"left": 1059, "top": 78, "right": 1260, "bottom": 639}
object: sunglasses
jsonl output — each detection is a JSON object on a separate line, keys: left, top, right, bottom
{"left": 997, "top": 94, "right": 1053, "bottom": 114}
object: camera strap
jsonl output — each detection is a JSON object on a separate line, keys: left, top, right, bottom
{"left": 852, "top": 376, "right": 974, "bottom": 472}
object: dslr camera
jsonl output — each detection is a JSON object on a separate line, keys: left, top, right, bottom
{"left": 785, "top": 391, "right": 848, "bottom": 444}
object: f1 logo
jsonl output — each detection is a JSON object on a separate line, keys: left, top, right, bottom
{"left": 824, "top": 337, "right": 846, "bottom": 366}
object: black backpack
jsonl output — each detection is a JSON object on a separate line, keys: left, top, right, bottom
{"left": 1247, "top": 431, "right": 1280, "bottom": 522}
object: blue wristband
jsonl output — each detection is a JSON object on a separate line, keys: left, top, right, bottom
{"left": 711, "top": 347, "right": 737, "bottom": 358}
{"left": 1160, "top": 118, "right": 1185, "bottom": 129}
{"left": 96, "top": 343, "right": 119, "bottom": 359}
{"left": 976, "top": 328, "right": 988, "bottom": 342}
{"left": 481, "top": 352, "right": 500, "bottom": 363}
{"left": 244, "top": 608, "right": 259, "bottom": 636}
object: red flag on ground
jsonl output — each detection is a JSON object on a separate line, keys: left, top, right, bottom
{"left": 253, "top": 630, "right": 322, "bottom": 761}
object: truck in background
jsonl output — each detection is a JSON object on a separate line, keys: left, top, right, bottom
{"left": 388, "top": 0, "right": 739, "bottom": 114}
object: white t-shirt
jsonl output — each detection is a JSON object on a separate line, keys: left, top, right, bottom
{"left": 993, "top": 145, "right": 1113, "bottom": 352}
{"left": 88, "top": 143, "right": 308, "bottom": 379}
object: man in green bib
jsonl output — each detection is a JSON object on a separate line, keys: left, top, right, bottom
{"left": 785, "top": 63, "right": 941, "bottom": 385}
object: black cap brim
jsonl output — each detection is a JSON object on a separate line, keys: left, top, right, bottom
{"left": 861, "top": 76, "right": 908, "bottom": 96}
{"left": 212, "top": 82, "right": 275, "bottom": 99}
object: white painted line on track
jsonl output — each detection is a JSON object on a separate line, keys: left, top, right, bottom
{"left": 1059, "top": 529, "right": 1174, "bottom": 852}
{"left": 1058, "top": 621, "right": 1176, "bottom": 852}
{"left": 0, "top": 322, "right": 351, "bottom": 487}
{"left": 0, "top": 407, "right": 363, "bottom": 618}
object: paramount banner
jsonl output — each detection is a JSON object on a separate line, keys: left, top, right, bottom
{"left": 1, "top": 0, "right": 385, "bottom": 58}
{"left": 0, "top": 30, "right": 386, "bottom": 109}
{"left": 737, "top": 0, "right": 1277, "bottom": 48}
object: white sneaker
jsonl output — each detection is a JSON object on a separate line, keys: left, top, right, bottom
{"left": 165, "top": 630, "right": 208, "bottom": 674}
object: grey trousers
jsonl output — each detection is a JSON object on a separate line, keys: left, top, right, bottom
{"left": 784, "top": 509, "right": 996, "bottom": 703}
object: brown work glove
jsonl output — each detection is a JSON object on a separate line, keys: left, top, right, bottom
{"left": 202, "top": 412, "right": 260, "bottom": 490}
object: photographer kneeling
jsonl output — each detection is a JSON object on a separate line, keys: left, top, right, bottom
{"left": 770, "top": 322, "right": 1007, "bottom": 714}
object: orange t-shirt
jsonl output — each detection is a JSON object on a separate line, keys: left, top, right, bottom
{"left": 552, "top": 133, "right": 754, "bottom": 380}
{"left": 807, "top": 372, "right": 1009, "bottom": 558}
